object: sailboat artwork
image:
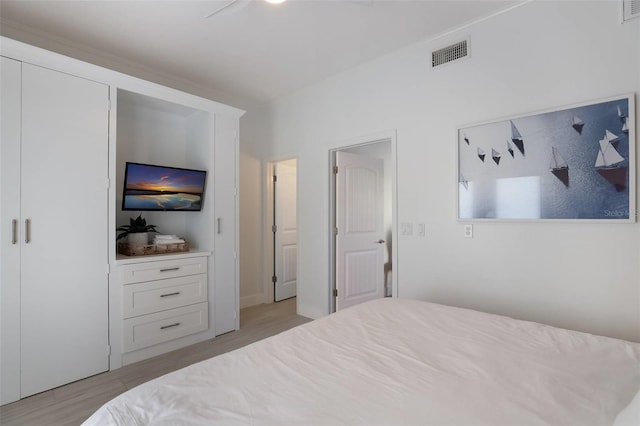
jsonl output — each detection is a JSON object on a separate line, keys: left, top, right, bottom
{"left": 595, "top": 137, "right": 627, "bottom": 192}
{"left": 510, "top": 120, "right": 525, "bottom": 156}
{"left": 491, "top": 148, "right": 501, "bottom": 165}
{"left": 460, "top": 174, "right": 469, "bottom": 190}
{"left": 458, "top": 95, "right": 632, "bottom": 220}
{"left": 549, "top": 147, "right": 569, "bottom": 187}
{"left": 604, "top": 129, "right": 620, "bottom": 147}
{"left": 571, "top": 116, "right": 584, "bottom": 134}
{"left": 507, "top": 140, "right": 515, "bottom": 158}
{"left": 477, "top": 147, "right": 485, "bottom": 162}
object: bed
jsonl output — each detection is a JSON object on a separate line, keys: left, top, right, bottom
{"left": 84, "top": 298, "right": 640, "bottom": 425}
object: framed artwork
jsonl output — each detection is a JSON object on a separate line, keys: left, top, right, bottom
{"left": 458, "top": 94, "right": 635, "bottom": 221}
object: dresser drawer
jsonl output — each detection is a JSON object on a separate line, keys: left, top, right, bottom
{"left": 120, "top": 256, "right": 207, "bottom": 284}
{"left": 123, "top": 302, "right": 208, "bottom": 352}
{"left": 122, "top": 274, "right": 208, "bottom": 319}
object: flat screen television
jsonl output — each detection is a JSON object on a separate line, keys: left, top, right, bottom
{"left": 121, "top": 162, "right": 207, "bottom": 211}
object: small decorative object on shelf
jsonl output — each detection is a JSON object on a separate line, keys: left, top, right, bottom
{"left": 118, "top": 241, "right": 190, "bottom": 256}
{"left": 116, "top": 215, "right": 159, "bottom": 256}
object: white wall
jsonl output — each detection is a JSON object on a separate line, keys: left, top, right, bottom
{"left": 260, "top": 1, "right": 640, "bottom": 341}
{"left": 238, "top": 104, "right": 272, "bottom": 306}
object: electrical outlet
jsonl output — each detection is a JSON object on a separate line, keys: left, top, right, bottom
{"left": 464, "top": 224, "right": 473, "bottom": 238}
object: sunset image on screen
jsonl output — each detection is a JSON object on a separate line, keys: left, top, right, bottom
{"left": 123, "top": 163, "right": 206, "bottom": 211}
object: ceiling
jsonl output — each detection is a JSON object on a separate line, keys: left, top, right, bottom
{"left": 0, "top": 0, "right": 521, "bottom": 104}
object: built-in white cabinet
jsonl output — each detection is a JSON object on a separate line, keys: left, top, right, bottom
{"left": 1, "top": 36, "right": 244, "bottom": 404}
{"left": 109, "top": 87, "right": 242, "bottom": 367}
{"left": 214, "top": 114, "right": 240, "bottom": 335}
{"left": 121, "top": 255, "right": 209, "bottom": 353}
{"left": 0, "top": 57, "right": 110, "bottom": 404}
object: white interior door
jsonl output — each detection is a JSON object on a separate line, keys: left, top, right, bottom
{"left": 274, "top": 161, "right": 297, "bottom": 302}
{"left": 20, "top": 63, "right": 109, "bottom": 397}
{"left": 335, "top": 151, "right": 385, "bottom": 310}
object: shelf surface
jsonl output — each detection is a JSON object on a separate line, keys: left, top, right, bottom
{"left": 114, "top": 249, "right": 212, "bottom": 265}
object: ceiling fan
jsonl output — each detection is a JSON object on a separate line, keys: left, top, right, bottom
{"left": 204, "top": 0, "right": 251, "bottom": 19}
{"left": 204, "top": 0, "right": 373, "bottom": 19}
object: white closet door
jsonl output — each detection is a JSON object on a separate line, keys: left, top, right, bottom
{"left": 0, "top": 56, "right": 22, "bottom": 405}
{"left": 20, "top": 64, "right": 109, "bottom": 397}
{"left": 213, "top": 114, "right": 238, "bottom": 335}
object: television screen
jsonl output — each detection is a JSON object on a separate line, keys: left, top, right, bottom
{"left": 122, "top": 162, "right": 207, "bottom": 211}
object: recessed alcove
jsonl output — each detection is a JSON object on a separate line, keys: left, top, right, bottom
{"left": 114, "top": 89, "right": 213, "bottom": 255}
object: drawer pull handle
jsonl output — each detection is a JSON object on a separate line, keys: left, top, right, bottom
{"left": 160, "top": 267, "right": 180, "bottom": 273}
{"left": 160, "top": 322, "right": 181, "bottom": 330}
{"left": 160, "top": 292, "right": 181, "bottom": 298}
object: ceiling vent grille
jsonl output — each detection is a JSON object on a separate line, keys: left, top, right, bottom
{"left": 623, "top": 0, "right": 640, "bottom": 21}
{"left": 432, "top": 39, "right": 468, "bottom": 68}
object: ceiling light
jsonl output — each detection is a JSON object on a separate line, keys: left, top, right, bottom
{"left": 265, "top": 0, "right": 287, "bottom": 4}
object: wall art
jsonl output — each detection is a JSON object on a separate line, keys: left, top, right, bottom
{"left": 458, "top": 94, "right": 635, "bottom": 221}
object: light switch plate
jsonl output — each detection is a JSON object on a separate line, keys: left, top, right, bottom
{"left": 416, "top": 223, "right": 425, "bottom": 236}
{"left": 464, "top": 224, "right": 473, "bottom": 238}
{"left": 401, "top": 222, "right": 413, "bottom": 236}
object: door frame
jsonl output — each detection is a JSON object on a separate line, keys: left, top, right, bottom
{"left": 328, "top": 130, "right": 398, "bottom": 313}
{"left": 263, "top": 156, "right": 299, "bottom": 305}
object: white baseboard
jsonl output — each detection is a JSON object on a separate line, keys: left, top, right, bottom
{"left": 240, "top": 293, "right": 268, "bottom": 309}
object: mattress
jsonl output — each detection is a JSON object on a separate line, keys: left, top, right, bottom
{"left": 84, "top": 298, "right": 640, "bottom": 425}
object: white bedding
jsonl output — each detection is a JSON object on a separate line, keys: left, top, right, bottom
{"left": 84, "top": 298, "right": 640, "bottom": 425}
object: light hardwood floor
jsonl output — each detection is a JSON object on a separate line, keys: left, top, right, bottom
{"left": 0, "top": 298, "right": 310, "bottom": 426}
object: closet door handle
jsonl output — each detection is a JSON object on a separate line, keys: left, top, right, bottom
{"left": 12, "top": 219, "right": 18, "bottom": 244}
{"left": 217, "top": 217, "right": 222, "bottom": 234}
{"left": 24, "top": 219, "right": 31, "bottom": 244}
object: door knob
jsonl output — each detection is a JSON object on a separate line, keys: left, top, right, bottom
{"left": 375, "top": 239, "right": 385, "bottom": 244}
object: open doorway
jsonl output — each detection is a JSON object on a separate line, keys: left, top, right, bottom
{"left": 272, "top": 159, "right": 297, "bottom": 302}
{"left": 329, "top": 136, "right": 396, "bottom": 313}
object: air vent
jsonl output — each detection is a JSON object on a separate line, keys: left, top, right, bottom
{"left": 623, "top": 0, "right": 640, "bottom": 21}
{"left": 432, "top": 39, "right": 469, "bottom": 68}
